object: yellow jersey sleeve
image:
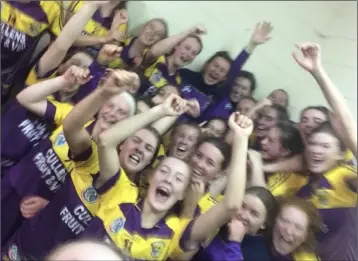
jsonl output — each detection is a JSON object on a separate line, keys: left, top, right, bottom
{"left": 44, "top": 99, "right": 73, "bottom": 127}
{"left": 198, "top": 192, "right": 221, "bottom": 214}
{"left": 40, "top": 1, "right": 63, "bottom": 37}
{"left": 314, "top": 164, "right": 357, "bottom": 209}
{"left": 267, "top": 172, "right": 308, "bottom": 197}
{"left": 293, "top": 250, "right": 320, "bottom": 261}
{"left": 168, "top": 217, "right": 195, "bottom": 258}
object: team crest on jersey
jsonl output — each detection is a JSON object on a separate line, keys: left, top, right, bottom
{"left": 54, "top": 132, "right": 67, "bottom": 146}
{"left": 110, "top": 217, "right": 125, "bottom": 234}
{"left": 81, "top": 186, "right": 98, "bottom": 203}
{"left": 225, "top": 103, "right": 233, "bottom": 110}
{"left": 316, "top": 190, "right": 329, "bottom": 207}
{"left": 29, "top": 23, "right": 41, "bottom": 35}
{"left": 152, "top": 72, "right": 162, "bottom": 83}
{"left": 151, "top": 242, "right": 165, "bottom": 258}
{"left": 8, "top": 244, "right": 20, "bottom": 261}
{"left": 181, "top": 85, "right": 192, "bottom": 93}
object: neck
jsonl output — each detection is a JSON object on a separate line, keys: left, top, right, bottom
{"left": 100, "top": 1, "right": 118, "bottom": 17}
{"left": 141, "top": 198, "right": 166, "bottom": 229}
{"left": 167, "top": 55, "right": 179, "bottom": 76}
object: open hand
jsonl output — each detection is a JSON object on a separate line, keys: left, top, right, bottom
{"left": 63, "top": 65, "right": 92, "bottom": 87}
{"left": 250, "top": 21, "right": 273, "bottom": 45}
{"left": 228, "top": 112, "right": 254, "bottom": 138}
{"left": 161, "top": 94, "right": 188, "bottom": 116}
{"left": 292, "top": 42, "right": 322, "bottom": 73}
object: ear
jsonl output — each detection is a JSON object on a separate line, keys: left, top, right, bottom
{"left": 281, "top": 148, "right": 291, "bottom": 158}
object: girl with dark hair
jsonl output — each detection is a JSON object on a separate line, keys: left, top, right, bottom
{"left": 186, "top": 22, "right": 272, "bottom": 122}
{"left": 201, "top": 117, "right": 228, "bottom": 138}
{"left": 191, "top": 187, "right": 278, "bottom": 261}
{"left": 260, "top": 122, "right": 308, "bottom": 197}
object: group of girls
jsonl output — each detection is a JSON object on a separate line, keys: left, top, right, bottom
{"left": 1, "top": 1, "right": 357, "bottom": 261}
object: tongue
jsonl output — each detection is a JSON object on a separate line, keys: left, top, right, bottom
{"left": 156, "top": 191, "right": 169, "bottom": 203}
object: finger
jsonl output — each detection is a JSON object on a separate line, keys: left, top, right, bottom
{"left": 21, "top": 197, "right": 39, "bottom": 206}
{"left": 292, "top": 51, "right": 303, "bottom": 65}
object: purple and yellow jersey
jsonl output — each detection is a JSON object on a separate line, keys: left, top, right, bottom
{"left": 66, "top": 1, "right": 128, "bottom": 56}
{"left": 266, "top": 172, "right": 308, "bottom": 197}
{"left": 178, "top": 84, "right": 211, "bottom": 118}
{"left": 142, "top": 55, "right": 182, "bottom": 95}
{"left": 272, "top": 249, "right": 320, "bottom": 261}
{"left": 1, "top": 99, "right": 73, "bottom": 245}
{"left": 344, "top": 150, "right": 355, "bottom": 166}
{"left": 1, "top": 1, "right": 63, "bottom": 70}
{"left": 296, "top": 164, "right": 357, "bottom": 261}
{"left": 84, "top": 198, "right": 193, "bottom": 261}
{"left": 108, "top": 37, "right": 146, "bottom": 69}
{"left": 1, "top": 138, "right": 118, "bottom": 260}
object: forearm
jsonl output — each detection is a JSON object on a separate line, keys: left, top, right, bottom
{"left": 224, "top": 136, "right": 248, "bottom": 211}
{"left": 38, "top": 3, "right": 99, "bottom": 76}
{"left": 99, "top": 105, "right": 166, "bottom": 147}
{"left": 244, "top": 41, "right": 257, "bottom": 54}
{"left": 146, "top": 30, "right": 191, "bottom": 59}
{"left": 263, "top": 154, "right": 304, "bottom": 173}
{"left": 151, "top": 115, "right": 179, "bottom": 136}
{"left": 74, "top": 34, "right": 108, "bottom": 47}
{"left": 16, "top": 76, "right": 69, "bottom": 116}
{"left": 247, "top": 102, "right": 267, "bottom": 119}
{"left": 63, "top": 88, "right": 110, "bottom": 134}
{"left": 248, "top": 164, "right": 266, "bottom": 188}
{"left": 312, "top": 67, "right": 357, "bottom": 158}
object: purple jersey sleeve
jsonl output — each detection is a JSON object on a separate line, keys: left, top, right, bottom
{"left": 223, "top": 49, "right": 250, "bottom": 94}
{"left": 71, "top": 61, "right": 106, "bottom": 104}
{"left": 198, "top": 97, "right": 233, "bottom": 122}
{"left": 179, "top": 84, "right": 211, "bottom": 114}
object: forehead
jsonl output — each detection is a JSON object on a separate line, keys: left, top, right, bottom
{"left": 267, "top": 126, "right": 281, "bottom": 140}
{"left": 181, "top": 37, "right": 201, "bottom": 50}
{"left": 235, "top": 77, "right": 252, "bottom": 87}
{"left": 208, "top": 119, "right": 226, "bottom": 128}
{"left": 107, "top": 95, "right": 130, "bottom": 110}
{"left": 243, "top": 193, "right": 267, "bottom": 213}
{"left": 302, "top": 109, "right": 327, "bottom": 120}
{"left": 159, "top": 157, "right": 190, "bottom": 175}
{"left": 271, "top": 90, "right": 286, "bottom": 98}
{"left": 177, "top": 124, "right": 199, "bottom": 135}
{"left": 280, "top": 205, "right": 308, "bottom": 225}
{"left": 146, "top": 19, "right": 165, "bottom": 30}
{"left": 197, "top": 142, "right": 224, "bottom": 161}
{"left": 239, "top": 99, "right": 255, "bottom": 107}
{"left": 308, "top": 131, "right": 339, "bottom": 144}
{"left": 133, "top": 129, "right": 158, "bottom": 145}
{"left": 210, "top": 56, "right": 231, "bottom": 67}
{"left": 261, "top": 106, "right": 278, "bottom": 118}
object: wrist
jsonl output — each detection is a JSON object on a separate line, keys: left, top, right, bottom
{"left": 150, "top": 104, "right": 168, "bottom": 119}
{"left": 246, "top": 42, "right": 257, "bottom": 54}
{"left": 228, "top": 236, "right": 243, "bottom": 243}
{"left": 310, "top": 65, "right": 325, "bottom": 79}
{"left": 96, "top": 88, "right": 115, "bottom": 100}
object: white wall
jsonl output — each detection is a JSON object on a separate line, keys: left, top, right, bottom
{"left": 127, "top": 1, "right": 357, "bottom": 121}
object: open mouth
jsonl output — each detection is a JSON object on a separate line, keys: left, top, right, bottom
{"left": 192, "top": 168, "right": 203, "bottom": 178}
{"left": 155, "top": 187, "right": 171, "bottom": 203}
{"left": 311, "top": 157, "right": 324, "bottom": 165}
{"left": 129, "top": 154, "right": 140, "bottom": 164}
{"left": 279, "top": 234, "right": 293, "bottom": 245}
{"left": 208, "top": 72, "right": 219, "bottom": 82}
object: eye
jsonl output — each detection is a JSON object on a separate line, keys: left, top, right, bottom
{"left": 176, "top": 176, "right": 183, "bottom": 182}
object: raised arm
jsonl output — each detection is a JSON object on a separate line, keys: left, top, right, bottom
{"left": 38, "top": 1, "right": 109, "bottom": 77}
{"left": 187, "top": 113, "right": 253, "bottom": 244}
{"left": 225, "top": 22, "right": 273, "bottom": 93}
{"left": 63, "top": 70, "right": 138, "bottom": 156}
{"left": 143, "top": 25, "right": 206, "bottom": 65}
{"left": 263, "top": 154, "right": 304, "bottom": 173}
{"left": 293, "top": 43, "right": 357, "bottom": 158}
{"left": 16, "top": 66, "right": 91, "bottom": 117}
{"left": 247, "top": 98, "right": 272, "bottom": 120}
{"left": 96, "top": 94, "right": 188, "bottom": 186}
{"left": 247, "top": 150, "right": 266, "bottom": 188}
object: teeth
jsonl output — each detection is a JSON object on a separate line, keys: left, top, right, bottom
{"left": 177, "top": 146, "right": 186, "bottom": 152}
{"left": 193, "top": 169, "right": 202, "bottom": 176}
{"left": 129, "top": 154, "right": 140, "bottom": 163}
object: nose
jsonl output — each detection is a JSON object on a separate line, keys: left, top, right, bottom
{"left": 261, "top": 137, "right": 268, "bottom": 146}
